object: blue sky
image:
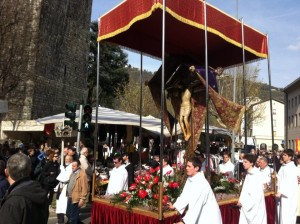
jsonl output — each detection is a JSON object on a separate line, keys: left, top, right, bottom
{"left": 92, "top": 0, "right": 300, "bottom": 88}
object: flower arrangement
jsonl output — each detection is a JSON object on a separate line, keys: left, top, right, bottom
{"left": 210, "top": 171, "right": 240, "bottom": 194}
{"left": 110, "top": 167, "right": 183, "bottom": 211}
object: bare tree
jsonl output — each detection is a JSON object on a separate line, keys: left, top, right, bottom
{"left": 114, "top": 80, "right": 160, "bottom": 118}
{"left": 209, "top": 64, "right": 265, "bottom": 133}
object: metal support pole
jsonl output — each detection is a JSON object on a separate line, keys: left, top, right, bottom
{"left": 267, "top": 35, "right": 275, "bottom": 155}
{"left": 138, "top": 52, "right": 143, "bottom": 171}
{"left": 231, "top": 73, "right": 236, "bottom": 163}
{"left": 204, "top": 0, "right": 211, "bottom": 182}
{"left": 93, "top": 26, "right": 100, "bottom": 171}
{"left": 158, "top": 0, "right": 166, "bottom": 220}
{"left": 241, "top": 19, "right": 247, "bottom": 150}
{"left": 159, "top": 0, "right": 166, "bottom": 183}
{"left": 61, "top": 138, "right": 64, "bottom": 166}
{"left": 76, "top": 104, "right": 83, "bottom": 154}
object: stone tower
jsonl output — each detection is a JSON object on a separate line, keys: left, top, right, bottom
{"left": 0, "top": 0, "right": 92, "bottom": 120}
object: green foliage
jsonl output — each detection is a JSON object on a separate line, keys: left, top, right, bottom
{"left": 88, "top": 21, "right": 129, "bottom": 108}
{"left": 209, "top": 171, "right": 240, "bottom": 194}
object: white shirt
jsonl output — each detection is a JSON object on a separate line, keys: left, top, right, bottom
{"left": 259, "top": 165, "right": 273, "bottom": 186}
{"left": 277, "top": 161, "right": 298, "bottom": 224}
{"left": 174, "top": 172, "right": 222, "bottom": 224}
{"left": 162, "top": 164, "right": 174, "bottom": 177}
{"left": 106, "top": 165, "right": 128, "bottom": 195}
{"left": 218, "top": 160, "right": 235, "bottom": 178}
{"left": 239, "top": 167, "right": 267, "bottom": 224}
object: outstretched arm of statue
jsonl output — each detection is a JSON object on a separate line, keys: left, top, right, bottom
{"left": 179, "top": 88, "right": 192, "bottom": 141}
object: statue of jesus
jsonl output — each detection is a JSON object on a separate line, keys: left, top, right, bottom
{"left": 179, "top": 88, "right": 192, "bottom": 141}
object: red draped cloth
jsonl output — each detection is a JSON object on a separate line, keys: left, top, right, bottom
{"left": 91, "top": 201, "right": 181, "bottom": 224}
{"left": 91, "top": 194, "right": 275, "bottom": 224}
{"left": 219, "top": 194, "right": 276, "bottom": 224}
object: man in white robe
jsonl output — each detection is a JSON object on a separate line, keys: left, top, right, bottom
{"left": 106, "top": 154, "right": 128, "bottom": 195}
{"left": 218, "top": 151, "right": 235, "bottom": 178}
{"left": 276, "top": 149, "right": 298, "bottom": 224}
{"left": 168, "top": 157, "right": 222, "bottom": 224}
{"left": 238, "top": 154, "right": 266, "bottom": 224}
{"left": 56, "top": 155, "right": 73, "bottom": 224}
{"left": 259, "top": 156, "right": 273, "bottom": 189}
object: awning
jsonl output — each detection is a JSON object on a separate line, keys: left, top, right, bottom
{"left": 98, "top": 0, "right": 268, "bottom": 68}
{"left": 36, "top": 106, "right": 170, "bottom": 136}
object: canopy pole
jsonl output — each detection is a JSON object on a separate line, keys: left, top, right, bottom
{"left": 204, "top": 0, "right": 211, "bottom": 182}
{"left": 241, "top": 19, "right": 247, "bottom": 150}
{"left": 158, "top": 0, "right": 166, "bottom": 221}
{"left": 266, "top": 35, "right": 275, "bottom": 156}
{"left": 266, "top": 34, "right": 278, "bottom": 224}
{"left": 138, "top": 52, "right": 143, "bottom": 172}
{"left": 93, "top": 22, "right": 100, "bottom": 172}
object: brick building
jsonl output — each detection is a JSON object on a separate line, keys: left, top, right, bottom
{"left": 1, "top": 0, "right": 92, "bottom": 121}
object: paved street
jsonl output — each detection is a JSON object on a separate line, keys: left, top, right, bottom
{"left": 48, "top": 203, "right": 92, "bottom": 224}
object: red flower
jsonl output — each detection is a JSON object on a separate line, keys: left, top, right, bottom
{"left": 153, "top": 194, "right": 159, "bottom": 199}
{"left": 166, "top": 170, "right": 172, "bottom": 175}
{"left": 150, "top": 167, "right": 156, "bottom": 173}
{"left": 137, "top": 175, "right": 143, "bottom": 180}
{"left": 144, "top": 173, "right": 151, "bottom": 182}
{"left": 168, "top": 181, "right": 174, "bottom": 188}
{"left": 134, "top": 178, "right": 140, "bottom": 184}
{"left": 129, "top": 183, "right": 137, "bottom": 191}
{"left": 155, "top": 166, "right": 160, "bottom": 172}
{"left": 138, "top": 189, "right": 148, "bottom": 199}
{"left": 120, "top": 192, "right": 127, "bottom": 198}
{"left": 172, "top": 182, "right": 179, "bottom": 188}
{"left": 148, "top": 184, "right": 153, "bottom": 189}
{"left": 163, "top": 195, "right": 169, "bottom": 202}
{"left": 153, "top": 176, "right": 159, "bottom": 184}
{"left": 228, "top": 178, "right": 235, "bottom": 183}
{"left": 162, "top": 195, "right": 169, "bottom": 205}
{"left": 124, "top": 194, "right": 132, "bottom": 203}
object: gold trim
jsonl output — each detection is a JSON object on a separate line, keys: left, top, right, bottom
{"left": 98, "top": 2, "right": 267, "bottom": 59}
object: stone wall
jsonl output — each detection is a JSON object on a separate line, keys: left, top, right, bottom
{"left": 1, "top": 0, "right": 92, "bottom": 120}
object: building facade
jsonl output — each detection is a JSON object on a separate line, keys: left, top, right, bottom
{"left": 1, "top": 0, "right": 92, "bottom": 121}
{"left": 283, "top": 77, "right": 300, "bottom": 151}
{"left": 249, "top": 99, "right": 285, "bottom": 151}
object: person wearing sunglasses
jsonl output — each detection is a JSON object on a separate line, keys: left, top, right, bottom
{"left": 105, "top": 154, "right": 128, "bottom": 195}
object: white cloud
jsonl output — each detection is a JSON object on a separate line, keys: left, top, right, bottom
{"left": 287, "top": 37, "right": 300, "bottom": 51}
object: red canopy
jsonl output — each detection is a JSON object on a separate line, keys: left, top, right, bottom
{"left": 98, "top": 0, "right": 268, "bottom": 68}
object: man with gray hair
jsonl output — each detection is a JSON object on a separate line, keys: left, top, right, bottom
{"left": 0, "top": 153, "right": 49, "bottom": 223}
{"left": 259, "top": 156, "right": 273, "bottom": 189}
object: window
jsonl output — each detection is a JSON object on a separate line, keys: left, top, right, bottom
{"left": 292, "top": 98, "right": 294, "bottom": 107}
{"left": 292, "top": 115, "right": 294, "bottom": 127}
{"left": 272, "top": 109, "right": 276, "bottom": 115}
{"left": 296, "top": 96, "right": 298, "bottom": 105}
{"left": 288, "top": 100, "right": 290, "bottom": 109}
{"left": 288, "top": 116, "right": 290, "bottom": 128}
{"left": 273, "top": 131, "right": 277, "bottom": 137}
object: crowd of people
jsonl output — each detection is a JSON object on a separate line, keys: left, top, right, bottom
{"left": 0, "top": 141, "right": 93, "bottom": 224}
{"left": 0, "top": 139, "right": 299, "bottom": 224}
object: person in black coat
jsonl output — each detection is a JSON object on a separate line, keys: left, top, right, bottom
{"left": 122, "top": 152, "right": 134, "bottom": 187}
{"left": 40, "top": 151, "right": 60, "bottom": 205}
{"left": 0, "top": 153, "right": 48, "bottom": 224}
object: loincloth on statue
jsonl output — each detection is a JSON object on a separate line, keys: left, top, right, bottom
{"left": 180, "top": 105, "right": 191, "bottom": 116}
